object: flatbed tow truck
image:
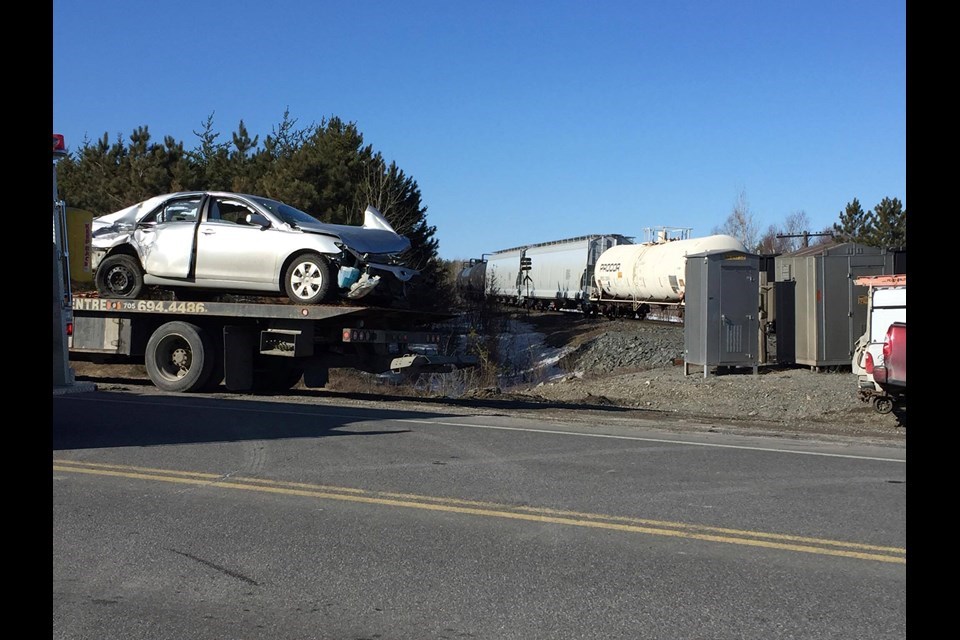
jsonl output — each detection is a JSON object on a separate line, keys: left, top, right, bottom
{"left": 69, "top": 294, "right": 474, "bottom": 393}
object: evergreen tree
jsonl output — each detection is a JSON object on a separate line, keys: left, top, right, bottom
{"left": 864, "top": 197, "right": 906, "bottom": 248}
{"left": 163, "top": 135, "right": 200, "bottom": 192}
{"left": 121, "top": 126, "right": 173, "bottom": 203}
{"left": 59, "top": 129, "right": 199, "bottom": 214}
{"left": 351, "top": 153, "right": 447, "bottom": 309}
{"left": 312, "top": 117, "right": 371, "bottom": 223}
{"left": 262, "top": 108, "right": 315, "bottom": 161}
{"left": 832, "top": 199, "right": 867, "bottom": 243}
{"left": 189, "top": 113, "right": 231, "bottom": 190}
{"left": 229, "top": 120, "right": 260, "bottom": 193}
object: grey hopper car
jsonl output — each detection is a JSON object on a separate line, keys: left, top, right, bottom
{"left": 461, "top": 234, "right": 633, "bottom": 311}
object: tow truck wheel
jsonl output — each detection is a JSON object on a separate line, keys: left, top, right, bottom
{"left": 95, "top": 254, "right": 144, "bottom": 299}
{"left": 872, "top": 395, "right": 894, "bottom": 415}
{"left": 284, "top": 253, "right": 333, "bottom": 304}
{"left": 144, "top": 321, "right": 215, "bottom": 392}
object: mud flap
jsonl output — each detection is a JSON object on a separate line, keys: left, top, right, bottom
{"left": 302, "top": 361, "right": 330, "bottom": 388}
{"left": 223, "top": 325, "right": 255, "bottom": 391}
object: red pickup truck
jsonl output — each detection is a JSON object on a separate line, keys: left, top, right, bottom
{"left": 867, "top": 322, "right": 906, "bottom": 414}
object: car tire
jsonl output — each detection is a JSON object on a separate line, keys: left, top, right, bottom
{"left": 95, "top": 254, "right": 145, "bottom": 299}
{"left": 284, "top": 253, "right": 334, "bottom": 304}
{"left": 144, "top": 321, "right": 215, "bottom": 393}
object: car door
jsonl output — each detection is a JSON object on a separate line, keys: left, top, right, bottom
{"left": 134, "top": 196, "right": 202, "bottom": 278}
{"left": 194, "top": 197, "right": 282, "bottom": 284}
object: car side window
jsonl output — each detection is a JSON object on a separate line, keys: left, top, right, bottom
{"left": 157, "top": 198, "right": 201, "bottom": 224}
{"left": 210, "top": 199, "right": 257, "bottom": 226}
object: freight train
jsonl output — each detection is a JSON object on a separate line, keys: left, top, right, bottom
{"left": 457, "top": 227, "right": 747, "bottom": 321}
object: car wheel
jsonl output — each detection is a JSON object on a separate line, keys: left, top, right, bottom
{"left": 284, "top": 253, "right": 334, "bottom": 304}
{"left": 95, "top": 254, "right": 144, "bottom": 299}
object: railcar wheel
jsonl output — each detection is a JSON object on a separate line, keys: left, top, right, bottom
{"left": 872, "top": 395, "right": 894, "bottom": 415}
{"left": 144, "top": 321, "right": 215, "bottom": 392}
{"left": 95, "top": 254, "right": 144, "bottom": 299}
{"left": 284, "top": 253, "right": 334, "bottom": 304}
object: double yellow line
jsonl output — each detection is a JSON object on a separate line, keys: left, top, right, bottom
{"left": 53, "top": 459, "right": 905, "bottom": 564}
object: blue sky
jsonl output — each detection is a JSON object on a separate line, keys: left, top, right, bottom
{"left": 53, "top": 0, "right": 905, "bottom": 260}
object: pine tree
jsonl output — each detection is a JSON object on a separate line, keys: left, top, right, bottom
{"left": 229, "top": 120, "right": 260, "bottom": 193}
{"left": 832, "top": 199, "right": 867, "bottom": 243}
{"left": 864, "top": 197, "right": 906, "bottom": 248}
{"left": 189, "top": 113, "right": 231, "bottom": 190}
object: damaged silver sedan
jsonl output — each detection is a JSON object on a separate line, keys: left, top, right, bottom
{"left": 90, "top": 191, "right": 418, "bottom": 304}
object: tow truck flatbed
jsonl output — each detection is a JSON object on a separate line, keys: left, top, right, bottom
{"left": 69, "top": 295, "right": 472, "bottom": 393}
{"left": 72, "top": 296, "right": 449, "bottom": 325}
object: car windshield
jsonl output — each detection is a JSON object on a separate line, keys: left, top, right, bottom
{"left": 249, "top": 196, "right": 323, "bottom": 227}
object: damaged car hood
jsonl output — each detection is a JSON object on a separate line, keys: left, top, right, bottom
{"left": 292, "top": 205, "right": 410, "bottom": 255}
{"left": 295, "top": 220, "right": 410, "bottom": 255}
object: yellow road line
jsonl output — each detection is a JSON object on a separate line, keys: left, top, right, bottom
{"left": 53, "top": 460, "right": 905, "bottom": 564}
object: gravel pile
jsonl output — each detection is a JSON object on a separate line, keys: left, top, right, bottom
{"left": 561, "top": 326, "right": 685, "bottom": 372}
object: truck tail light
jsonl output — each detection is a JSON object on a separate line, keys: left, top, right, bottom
{"left": 864, "top": 351, "right": 874, "bottom": 374}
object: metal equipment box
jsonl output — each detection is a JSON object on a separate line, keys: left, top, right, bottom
{"left": 683, "top": 249, "right": 761, "bottom": 378}
{"left": 774, "top": 243, "right": 895, "bottom": 369}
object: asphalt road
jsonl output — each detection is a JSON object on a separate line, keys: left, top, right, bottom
{"left": 53, "top": 389, "right": 906, "bottom": 640}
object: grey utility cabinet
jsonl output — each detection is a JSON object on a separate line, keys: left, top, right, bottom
{"left": 684, "top": 249, "right": 761, "bottom": 378}
{"left": 774, "top": 243, "right": 895, "bottom": 369}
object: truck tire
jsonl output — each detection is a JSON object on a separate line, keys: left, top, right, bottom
{"left": 95, "top": 254, "right": 144, "bottom": 299}
{"left": 284, "top": 253, "right": 334, "bottom": 304}
{"left": 144, "top": 321, "right": 215, "bottom": 392}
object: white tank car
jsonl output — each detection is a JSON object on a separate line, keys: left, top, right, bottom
{"left": 594, "top": 234, "right": 747, "bottom": 303}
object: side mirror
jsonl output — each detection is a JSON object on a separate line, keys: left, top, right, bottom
{"left": 246, "top": 213, "right": 271, "bottom": 229}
